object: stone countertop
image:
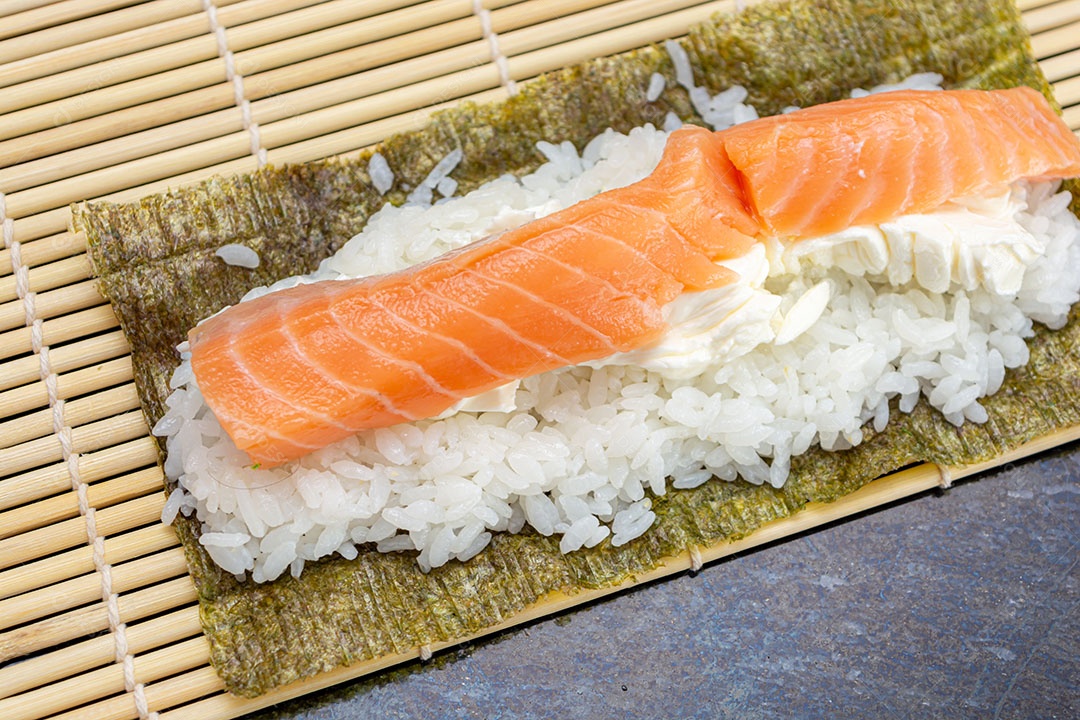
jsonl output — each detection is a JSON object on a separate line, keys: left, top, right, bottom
{"left": 250, "top": 443, "right": 1079, "bottom": 719}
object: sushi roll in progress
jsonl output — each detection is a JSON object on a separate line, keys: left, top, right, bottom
{"left": 188, "top": 87, "right": 1080, "bottom": 468}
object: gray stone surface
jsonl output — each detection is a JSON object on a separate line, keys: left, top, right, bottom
{"left": 250, "top": 444, "right": 1079, "bottom": 719}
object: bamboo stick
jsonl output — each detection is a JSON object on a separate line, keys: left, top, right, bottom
{"left": 1030, "top": 19, "right": 1080, "bottom": 59}
{"left": 1023, "top": 0, "right": 1080, "bottom": 34}
{"left": 0, "top": 231, "right": 86, "bottom": 275}
{"left": 0, "top": 330, "right": 129, "bottom": 393}
{"left": 230, "top": 0, "right": 476, "bottom": 79}
{"left": 0, "top": 491, "right": 164, "bottom": 571}
{"left": 0, "top": 296, "right": 27, "bottom": 332}
{"left": 225, "top": 0, "right": 448, "bottom": 64}
{"left": 260, "top": 63, "right": 501, "bottom": 149}
{"left": 0, "top": 574, "right": 197, "bottom": 662}
{"left": 3, "top": 130, "right": 257, "bottom": 218}
{"left": 0, "top": 0, "right": 266, "bottom": 88}
{"left": 0, "top": 1, "right": 474, "bottom": 164}
{"left": 0, "top": 10, "right": 488, "bottom": 184}
{"left": 0, "top": 56, "right": 227, "bottom": 147}
{"left": 0, "top": 381, "right": 140, "bottom": 450}
{"left": 0, "top": 253, "right": 91, "bottom": 304}
{"left": 0, "top": 465, "right": 160, "bottom": 540}
{"left": 0, "top": 522, "right": 176, "bottom": 600}
{"left": 0, "top": 303, "right": 117, "bottom": 361}
{"left": 10, "top": 210, "right": 75, "bottom": 247}
{"left": 505, "top": 1, "right": 731, "bottom": 82}
{"left": 7, "top": 207, "right": 66, "bottom": 246}
{"left": 0, "top": 13, "right": 483, "bottom": 185}
{"left": 0, "top": 356, "right": 134, "bottom": 421}
{"left": 0, "top": 0, "right": 203, "bottom": 67}
{"left": 1017, "top": 0, "right": 1064, "bottom": 12}
{"left": 14, "top": 5, "right": 708, "bottom": 208}
{"left": 0, "top": 0, "right": 427, "bottom": 120}
{"left": 70, "top": 437, "right": 160, "bottom": 491}
{"left": 0, "top": 409, "right": 147, "bottom": 480}
{"left": 503, "top": 0, "right": 737, "bottom": 53}
{"left": 0, "top": 606, "right": 200, "bottom": 701}
{"left": 488, "top": 0, "right": 620, "bottom": 31}
{"left": 60, "top": 665, "right": 223, "bottom": 720}
{"left": 0, "top": 547, "right": 189, "bottom": 631}
{"left": 0, "top": 636, "right": 209, "bottom": 720}
{"left": 1064, "top": 103, "right": 1080, "bottom": 129}
{"left": 1039, "top": 47, "right": 1080, "bottom": 82}
{"left": 0, "top": 106, "right": 242, "bottom": 192}
{"left": 0, "top": 1, "right": 58, "bottom": 17}
{"left": 241, "top": 22, "right": 481, "bottom": 116}
{"left": 0, "top": 0, "right": 144, "bottom": 42}
{"left": 0, "top": 39, "right": 220, "bottom": 122}
{"left": 0, "top": 0, "right": 656, "bottom": 176}
{"left": 0, "top": 279, "right": 103, "bottom": 332}
{"left": 1055, "top": 73, "right": 1080, "bottom": 106}
{"left": 272, "top": 88, "right": 508, "bottom": 166}
{"left": 0, "top": 0, "right": 729, "bottom": 205}
{"left": 0, "top": 434, "right": 156, "bottom": 515}
{"left": 0, "top": 604, "right": 101, "bottom": 664}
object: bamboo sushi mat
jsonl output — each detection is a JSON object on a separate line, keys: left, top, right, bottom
{"left": 2, "top": 0, "right": 1079, "bottom": 718}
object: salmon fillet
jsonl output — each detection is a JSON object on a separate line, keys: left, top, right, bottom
{"left": 189, "top": 127, "right": 754, "bottom": 466}
{"left": 720, "top": 87, "right": 1080, "bottom": 237}
{"left": 190, "top": 88, "right": 1080, "bottom": 466}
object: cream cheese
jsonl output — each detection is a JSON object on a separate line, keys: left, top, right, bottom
{"left": 595, "top": 244, "right": 779, "bottom": 378}
{"left": 766, "top": 185, "right": 1041, "bottom": 295}
{"left": 436, "top": 183, "right": 1044, "bottom": 402}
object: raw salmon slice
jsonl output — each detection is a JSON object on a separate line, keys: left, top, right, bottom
{"left": 189, "top": 127, "right": 752, "bottom": 466}
{"left": 190, "top": 88, "right": 1080, "bottom": 467}
{"left": 720, "top": 87, "right": 1080, "bottom": 237}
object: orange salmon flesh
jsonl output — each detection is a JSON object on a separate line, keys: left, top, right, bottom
{"left": 188, "top": 87, "right": 1080, "bottom": 466}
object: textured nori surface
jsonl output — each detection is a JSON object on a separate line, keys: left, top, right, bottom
{"left": 74, "top": 0, "right": 1078, "bottom": 697}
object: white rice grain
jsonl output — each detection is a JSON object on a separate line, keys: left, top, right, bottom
{"left": 214, "top": 243, "right": 260, "bottom": 269}
{"left": 646, "top": 72, "right": 666, "bottom": 102}
{"left": 368, "top": 152, "right": 394, "bottom": 194}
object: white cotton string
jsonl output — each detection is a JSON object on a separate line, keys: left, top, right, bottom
{"left": 3, "top": 196, "right": 39, "bottom": 336}
{"left": 204, "top": 0, "right": 267, "bottom": 167}
{"left": 472, "top": 0, "right": 518, "bottom": 96}
{"left": 12, "top": 204, "right": 154, "bottom": 720}
{"left": 1, "top": 191, "right": 10, "bottom": 246}
{"left": 937, "top": 463, "right": 954, "bottom": 489}
{"left": 688, "top": 544, "right": 703, "bottom": 572}
{"left": 12, "top": 244, "right": 36, "bottom": 328}
{"left": 4, "top": 181, "right": 161, "bottom": 718}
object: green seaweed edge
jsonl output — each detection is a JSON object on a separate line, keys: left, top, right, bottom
{"left": 73, "top": 0, "right": 1079, "bottom": 698}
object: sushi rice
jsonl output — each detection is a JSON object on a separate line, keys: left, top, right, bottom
{"left": 157, "top": 72, "right": 1080, "bottom": 580}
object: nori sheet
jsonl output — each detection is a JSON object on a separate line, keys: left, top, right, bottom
{"left": 74, "top": 0, "right": 1079, "bottom": 697}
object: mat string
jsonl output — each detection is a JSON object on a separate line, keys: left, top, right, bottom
{"left": 2, "top": 190, "right": 158, "bottom": 719}
{"left": 203, "top": 0, "right": 267, "bottom": 167}
{"left": 937, "top": 463, "right": 954, "bottom": 489}
{"left": 473, "top": 0, "right": 518, "bottom": 97}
